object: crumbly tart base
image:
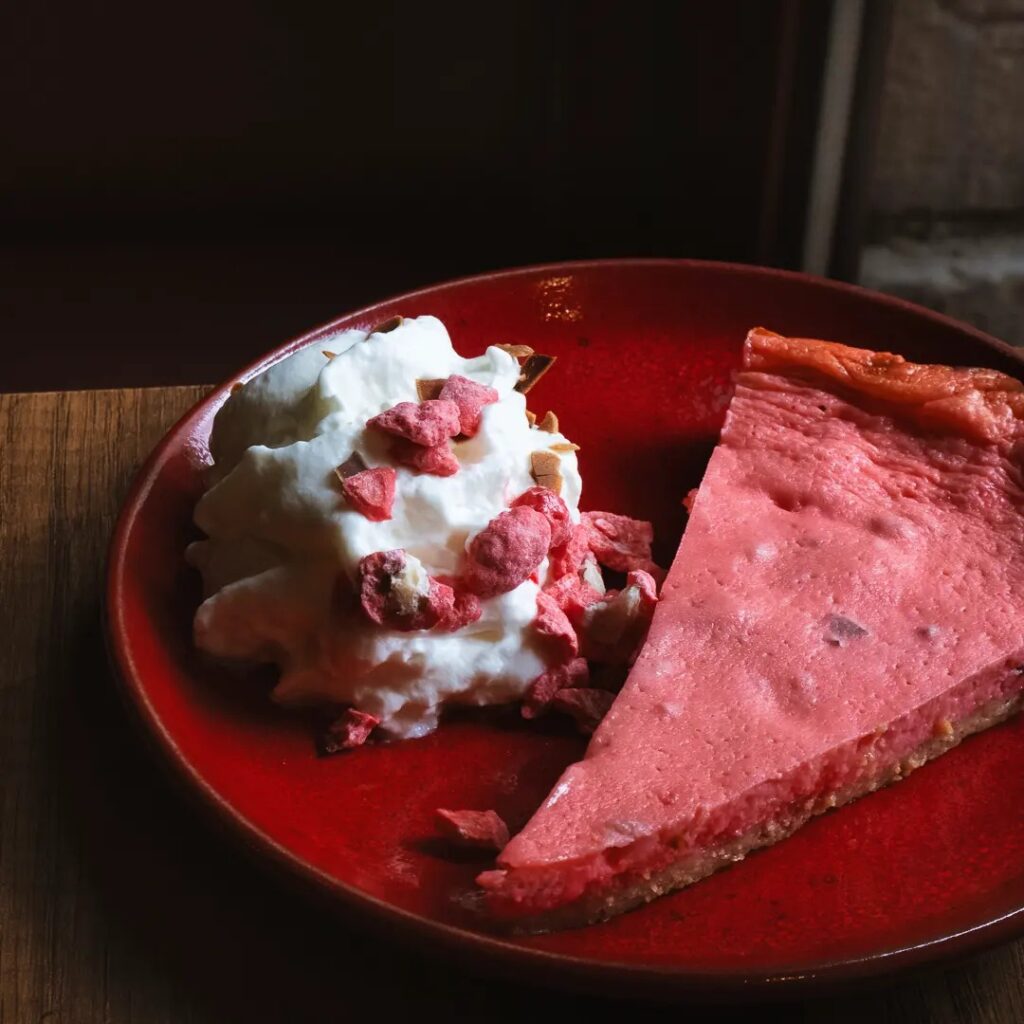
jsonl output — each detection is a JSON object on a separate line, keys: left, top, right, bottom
{"left": 504, "top": 691, "right": 1024, "bottom": 934}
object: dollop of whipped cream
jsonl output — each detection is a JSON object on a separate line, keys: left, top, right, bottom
{"left": 187, "top": 315, "right": 584, "bottom": 738}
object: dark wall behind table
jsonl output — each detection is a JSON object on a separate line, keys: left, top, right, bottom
{"left": 2, "top": 1, "right": 829, "bottom": 391}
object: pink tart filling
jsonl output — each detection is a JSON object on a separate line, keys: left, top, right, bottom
{"left": 480, "top": 329, "right": 1024, "bottom": 925}
{"left": 481, "top": 656, "right": 1024, "bottom": 916}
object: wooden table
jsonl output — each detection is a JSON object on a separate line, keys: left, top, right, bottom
{"left": 2, "top": 386, "right": 1023, "bottom": 1023}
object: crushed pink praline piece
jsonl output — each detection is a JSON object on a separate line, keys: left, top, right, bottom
{"left": 543, "top": 572, "right": 605, "bottom": 626}
{"left": 581, "top": 510, "right": 664, "bottom": 581}
{"left": 340, "top": 466, "right": 396, "bottom": 521}
{"left": 512, "top": 486, "right": 572, "bottom": 548}
{"left": 464, "top": 507, "right": 552, "bottom": 598}
{"left": 522, "top": 656, "right": 590, "bottom": 719}
{"left": 432, "top": 575, "right": 484, "bottom": 632}
{"left": 533, "top": 591, "right": 579, "bottom": 659}
{"left": 319, "top": 708, "right": 380, "bottom": 755}
{"left": 367, "top": 399, "right": 461, "bottom": 447}
{"left": 358, "top": 549, "right": 480, "bottom": 632}
{"left": 548, "top": 523, "right": 591, "bottom": 580}
{"left": 389, "top": 437, "right": 460, "bottom": 477}
{"left": 434, "top": 808, "right": 510, "bottom": 851}
{"left": 439, "top": 375, "right": 499, "bottom": 437}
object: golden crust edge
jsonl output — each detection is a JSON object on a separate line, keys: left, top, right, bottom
{"left": 743, "top": 327, "right": 1024, "bottom": 442}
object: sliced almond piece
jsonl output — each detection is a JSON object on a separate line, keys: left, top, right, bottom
{"left": 530, "top": 450, "right": 563, "bottom": 494}
{"left": 535, "top": 472, "right": 563, "bottom": 495}
{"left": 515, "top": 354, "right": 556, "bottom": 394}
{"left": 537, "top": 410, "right": 559, "bottom": 433}
{"left": 525, "top": 409, "right": 537, "bottom": 426}
{"left": 549, "top": 442, "right": 580, "bottom": 453}
{"left": 322, "top": 350, "right": 337, "bottom": 360}
{"left": 530, "top": 450, "right": 561, "bottom": 477}
{"left": 415, "top": 378, "right": 447, "bottom": 402}
{"left": 335, "top": 451, "right": 368, "bottom": 481}
{"left": 496, "top": 343, "right": 535, "bottom": 360}
{"left": 370, "top": 315, "right": 404, "bottom": 335}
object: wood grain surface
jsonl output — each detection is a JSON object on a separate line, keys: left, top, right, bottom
{"left": 1, "top": 386, "right": 1023, "bottom": 1023}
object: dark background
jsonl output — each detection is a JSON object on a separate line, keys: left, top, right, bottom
{"left": 2, "top": 1, "right": 834, "bottom": 391}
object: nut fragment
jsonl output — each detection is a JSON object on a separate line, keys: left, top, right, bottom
{"left": 530, "top": 450, "right": 563, "bottom": 494}
{"left": 415, "top": 378, "right": 447, "bottom": 402}
{"left": 525, "top": 409, "right": 537, "bottom": 426}
{"left": 515, "top": 354, "right": 556, "bottom": 394}
{"left": 537, "top": 410, "right": 559, "bottom": 433}
{"left": 335, "top": 451, "right": 368, "bottom": 479}
{"left": 531, "top": 450, "right": 561, "bottom": 476}
{"left": 369, "top": 315, "right": 404, "bottom": 334}
{"left": 934, "top": 718, "right": 955, "bottom": 739}
{"left": 578, "top": 570, "right": 658, "bottom": 665}
{"left": 322, "top": 350, "right": 337, "bottom": 360}
{"left": 359, "top": 550, "right": 478, "bottom": 630}
{"left": 549, "top": 442, "right": 580, "bottom": 453}
{"left": 496, "top": 343, "right": 535, "bottom": 360}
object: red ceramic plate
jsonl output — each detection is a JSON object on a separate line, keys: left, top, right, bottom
{"left": 108, "top": 259, "right": 1024, "bottom": 999}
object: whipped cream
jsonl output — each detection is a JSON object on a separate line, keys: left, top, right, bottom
{"left": 187, "top": 316, "right": 585, "bottom": 738}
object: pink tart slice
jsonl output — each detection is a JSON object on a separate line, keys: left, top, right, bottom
{"left": 480, "top": 328, "right": 1024, "bottom": 929}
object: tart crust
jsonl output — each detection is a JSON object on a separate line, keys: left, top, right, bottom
{"left": 746, "top": 327, "right": 1024, "bottom": 442}
{"left": 504, "top": 691, "right": 1024, "bottom": 933}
